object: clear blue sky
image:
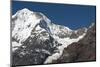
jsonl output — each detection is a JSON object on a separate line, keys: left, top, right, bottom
{"left": 12, "top": 1, "right": 96, "bottom": 30}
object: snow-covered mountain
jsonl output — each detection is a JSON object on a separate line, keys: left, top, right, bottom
{"left": 11, "top": 8, "right": 88, "bottom": 66}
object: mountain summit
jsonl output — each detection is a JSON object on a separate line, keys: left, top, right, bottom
{"left": 12, "top": 8, "right": 90, "bottom": 66}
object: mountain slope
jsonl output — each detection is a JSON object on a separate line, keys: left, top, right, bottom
{"left": 52, "top": 23, "right": 96, "bottom": 63}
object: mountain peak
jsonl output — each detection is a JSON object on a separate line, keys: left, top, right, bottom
{"left": 12, "top": 8, "right": 52, "bottom": 43}
{"left": 12, "top": 8, "right": 74, "bottom": 43}
{"left": 18, "top": 8, "right": 32, "bottom": 13}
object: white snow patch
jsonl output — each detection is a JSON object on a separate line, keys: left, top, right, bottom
{"left": 41, "top": 49, "right": 51, "bottom": 55}
{"left": 49, "top": 23, "right": 72, "bottom": 36}
{"left": 35, "top": 49, "right": 51, "bottom": 55}
{"left": 12, "top": 41, "right": 22, "bottom": 51}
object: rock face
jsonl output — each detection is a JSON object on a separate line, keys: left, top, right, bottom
{"left": 53, "top": 24, "right": 96, "bottom": 63}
